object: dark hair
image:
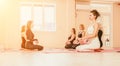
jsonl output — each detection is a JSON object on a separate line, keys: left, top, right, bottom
{"left": 90, "top": 10, "right": 100, "bottom": 20}
{"left": 72, "top": 28, "right": 76, "bottom": 35}
{"left": 21, "top": 25, "right": 25, "bottom": 32}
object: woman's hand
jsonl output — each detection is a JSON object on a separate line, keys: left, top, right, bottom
{"left": 73, "top": 40, "right": 79, "bottom": 44}
{"left": 33, "top": 39, "right": 39, "bottom": 45}
{"left": 79, "top": 38, "right": 89, "bottom": 45}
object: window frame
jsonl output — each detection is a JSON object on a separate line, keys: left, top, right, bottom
{"left": 20, "top": 2, "right": 56, "bottom": 32}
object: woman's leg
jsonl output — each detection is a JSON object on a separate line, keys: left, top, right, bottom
{"left": 65, "top": 44, "right": 73, "bottom": 49}
{"left": 76, "top": 44, "right": 90, "bottom": 51}
{"left": 33, "top": 45, "right": 44, "bottom": 51}
{"left": 26, "top": 41, "right": 43, "bottom": 51}
{"left": 72, "top": 44, "right": 80, "bottom": 49}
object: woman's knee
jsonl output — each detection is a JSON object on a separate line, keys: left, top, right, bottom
{"left": 65, "top": 44, "right": 72, "bottom": 49}
{"left": 38, "top": 45, "right": 44, "bottom": 51}
{"left": 76, "top": 46, "right": 79, "bottom": 50}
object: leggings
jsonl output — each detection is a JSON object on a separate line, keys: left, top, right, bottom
{"left": 25, "top": 41, "right": 43, "bottom": 51}
{"left": 98, "top": 30, "right": 103, "bottom": 48}
{"left": 65, "top": 44, "right": 80, "bottom": 49}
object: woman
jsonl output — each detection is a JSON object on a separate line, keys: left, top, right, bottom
{"left": 21, "top": 25, "right": 26, "bottom": 48}
{"left": 72, "top": 24, "right": 85, "bottom": 49}
{"left": 76, "top": 10, "right": 101, "bottom": 51}
{"left": 25, "top": 20, "right": 43, "bottom": 51}
{"left": 73, "top": 24, "right": 85, "bottom": 44}
{"left": 65, "top": 28, "right": 76, "bottom": 49}
{"left": 78, "top": 24, "right": 85, "bottom": 39}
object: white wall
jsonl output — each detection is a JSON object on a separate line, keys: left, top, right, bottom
{"left": 113, "top": 2, "right": 120, "bottom": 48}
{"left": 0, "top": 0, "right": 75, "bottom": 49}
{"left": 0, "top": 0, "right": 20, "bottom": 49}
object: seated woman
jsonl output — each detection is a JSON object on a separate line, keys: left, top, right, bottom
{"left": 72, "top": 24, "right": 85, "bottom": 49}
{"left": 76, "top": 10, "right": 101, "bottom": 51}
{"left": 65, "top": 28, "right": 76, "bottom": 49}
{"left": 25, "top": 20, "right": 43, "bottom": 51}
{"left": 21, "top": 25, "right": 26, "bottom": 48}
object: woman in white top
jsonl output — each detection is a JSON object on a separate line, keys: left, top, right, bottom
{"left": 76, "top": 10, "right": 101, "bottom": 51}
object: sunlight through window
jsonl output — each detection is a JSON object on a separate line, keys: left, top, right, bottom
{"left": 20, "top": 3, "right": 56, "bottom": 31}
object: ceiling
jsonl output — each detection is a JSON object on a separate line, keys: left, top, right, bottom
{"left": 76, "top": 0, "right": 90, "bottom": 2}
{"left": 76, "top": 0, "right": 120, "bottom": 2}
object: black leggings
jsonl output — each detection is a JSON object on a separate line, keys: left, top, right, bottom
{"left": 65, "top": 44, "right": 80, "bottom": 49}
{"left": 98, "top": 30, "right": 103, "bottom": 48}
{"left": 25, "top": 41, "right": 43, "bottom": 51}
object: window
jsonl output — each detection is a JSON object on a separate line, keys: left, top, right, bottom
{"left": 20, "top": 3, "right": 56, "bottom": 31}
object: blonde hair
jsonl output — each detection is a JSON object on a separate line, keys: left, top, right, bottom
{"left": 80, "top": 24, "right": 85, "bottom": 30}
{"left": 21, "top": 25, "right": 25, "bottom": 32}
{"left": 27, "top": 20, "right": 33, "bottom": 29}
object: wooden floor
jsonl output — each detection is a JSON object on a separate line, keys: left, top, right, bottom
{"left": 0, "top": 49, "right": 120, "bottom": 66}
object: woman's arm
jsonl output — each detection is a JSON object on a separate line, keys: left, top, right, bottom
{"left": 68, "top": 34, "right": 75, "bottom": 42}
{"left": 82, "top": 31, "right": 85, "bottom": 37}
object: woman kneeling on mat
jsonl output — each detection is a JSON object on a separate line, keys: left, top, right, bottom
{"left": 65, "top": 28, "right": 76, "bottom": 49}
{"left": 76, "top": 10, "right": 101, "bottom": 51}
{"left": 25, "top": 20, "right": 43, "bottom": 51}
